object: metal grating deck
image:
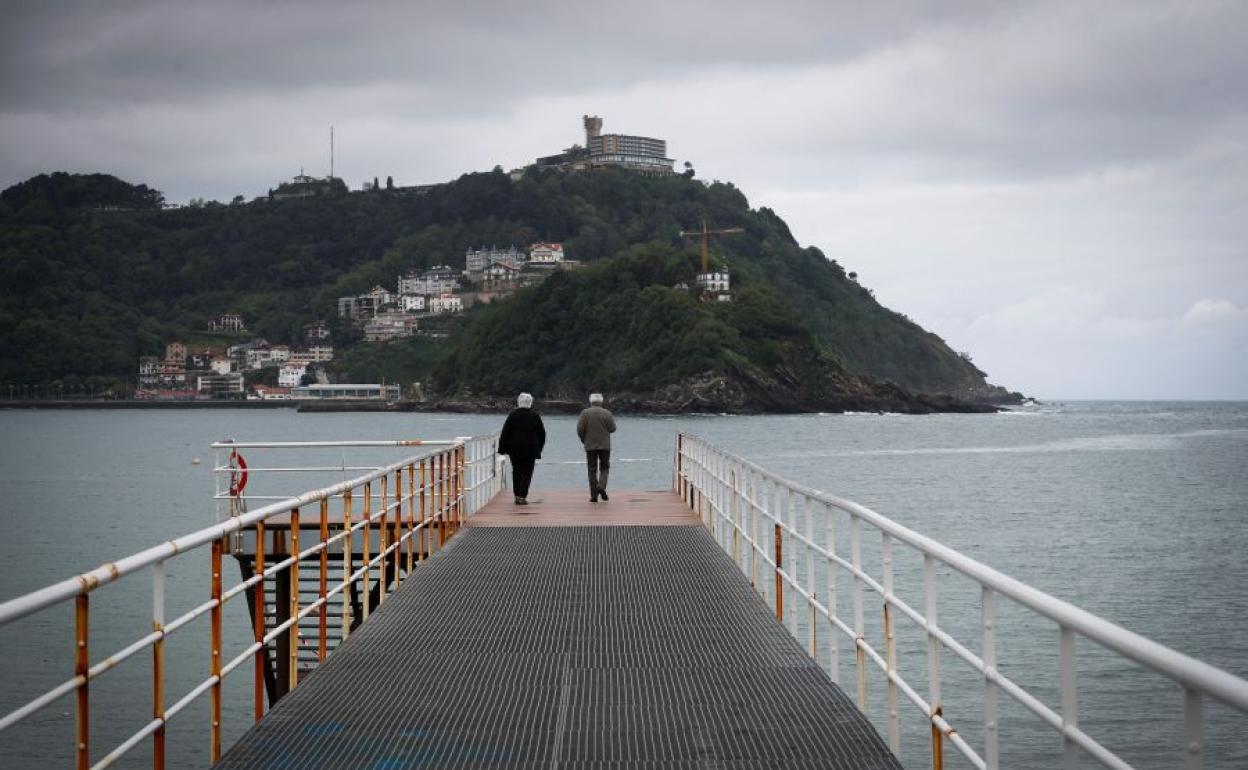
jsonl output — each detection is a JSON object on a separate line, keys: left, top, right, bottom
{"left": 216, "top": 524, "right": 901, "bottom": 769}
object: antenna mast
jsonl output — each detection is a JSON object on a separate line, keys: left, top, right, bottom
{"left": 330, "top": 126, "right": 335, "bottom": 180}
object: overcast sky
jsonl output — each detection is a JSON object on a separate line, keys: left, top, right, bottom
{"left": 2, "top": 0, "right": 1245, "bottom": 399}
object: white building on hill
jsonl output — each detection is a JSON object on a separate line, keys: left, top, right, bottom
{"left": 528, "top": 242, "right": 564, "bottom": 264}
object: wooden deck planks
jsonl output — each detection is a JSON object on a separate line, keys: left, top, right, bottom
{"left": 466, "top": 488, "right": 699, "bottom": 527}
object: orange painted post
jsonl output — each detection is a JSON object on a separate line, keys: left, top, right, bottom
{"left": 392, "top": 469, "right": 401, "bottom": 580}
{"left": 419, "top": 460, "right": 427, "bottom": 562}
{"left": 288, "top": 508, "right": 300, "bottom": 689}
{"left": 379, "top": 475, "right": 388, "bottom": 603}
{"left": 318, "top": 499, "right": 328, "bottom": 662}
{"left": 361, "top": 483, "right": 372, "bottom": 622}
{"left": 405, "top": 464, "right": 416, "bottom": 572}
{"left": 154, "top": 559, "right": 169, "bottom": 768}
{"left": 341, "top": 491, "right": 353, "bottom": 642}
{"left": 447, "top": 450, "right": 454, "bottom": 535}
{"left": 436, "top": 454, "right": 445, "bottom": 549}
{"left": 253, "top": 522, "right": 267, "bottom": 720}
{"left": 774, "top": 523, "right": 784, "bottom": 622}
{"left": 153, "top": 561, "right": 166, "bottom": 770}
{"left": 458, "top": 445, "right": 466, "bottom": 527}
{"left": 210, "top": 536, "right": 223, "bottom": 762}
{"left": 75, "top": 594, "right": 89, "bottom": 770}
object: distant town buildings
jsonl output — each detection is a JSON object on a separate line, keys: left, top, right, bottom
{"left": 208, "top": 313, "right": 246, "bottom": 332}
{"left": 271, "top": 171, "right": 339, "bottom": 200}
{"left": 697, "top": 271, "right": 731, "bottom": 295}
{"left": 364, "top": 311, "right": 419, "bottom": 342}
{"left": 465, "top": 246, "right": 524, "bottom": 274}
{"left": 428, "top": 294, "right": 464, "bottom": 314}
{"left": 252, "top": 385, "right": 292, "bottom": 400}
{"left": 536, "top": 116, "right": 674, "bottom": 176}
{"left": 303, "top": 320, "right": 331, "bottom": 342}
{"left": 399, "top": 267, "right": 459, "bottom": 297}
{"left": 196, "top": 373, "right": 244, "bottom": 397}
{"left": 137, "top": 335, "right": 335, "bottom": 400}
{"left": 291, "top": 384, "right": 401, "bottom": 401}
{"left": 278, "top": 364, "right": 307, "bottom": 387}
{"left": 527, "top": 243, "right": 565, "bottom": 265}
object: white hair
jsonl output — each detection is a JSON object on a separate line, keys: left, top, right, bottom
{"left": 589, "top": 393, "right": 603, "bottom": 405}
{"left": 517, "top": 392, "right": 533, "bottom": 408}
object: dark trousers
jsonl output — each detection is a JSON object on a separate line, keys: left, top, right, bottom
{"left": 586, "top": 449, "right": 610, "bottom": 497}
{"left": 511, "top": 455, "right": 536, "bottom": 497}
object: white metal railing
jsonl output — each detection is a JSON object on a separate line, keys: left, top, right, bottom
{"left": 0, "top": 433, "right": 501, "bottom": 770}
{"left": 674, "top": 432, "right": 1248, "bottom": 770}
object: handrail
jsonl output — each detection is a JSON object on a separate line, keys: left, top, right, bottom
{"left": 674, "top": 432, "right": 1248, "bottom": 770}
{"left": 0, "top": 433, "right": 502, "bottom": 769}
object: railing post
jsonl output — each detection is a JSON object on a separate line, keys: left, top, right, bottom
{"left": 210, "top": 536, "right": 223, "bottom": 763}
{"left": 924, "top": 554, "right": 943, "bottom": 770}
{"left": 805, "top": 495, "right": 817, "bottom": 657}
{"left": 152, "top": 560, "right": 166, "bottom": 770}
{"left": 730, "top": 469, "right": 740, "bottom": 567}
{"left": 454, "top": 444, "right": 463, "bottom": 528}
{"left": 743, "top": 469, "right": 753, "bottom": 589}
{"left": 379, "top": 475, "right": 388, "bottom": 604}
{"left": 824, "top": 501, "right": 839, "bottom": 685}
{"left": 318, "top": 498, "right": 329, "bottom": 662}
{"left": 253, "top": 522, "right": 266, "bottom": 720}
{"left": 882, "top": 533, "right": 900, "bottom": 754}
{"left": 75, "top": 593, "right": 89, "bottom": 770}
{"left": 675, "top": 433, "right": 683, "bottom": 496}
{"left": 361, "top": 484, "right": 371, "bottom": 622}
{"left": 406, "top": 463, "right": 416, "bottom": 573}
{"left": 393, "top": 468, "right": 403, "bottom": 577}
{"left": 419, "top": 460, "right": 427, "bottom": 562}
{"left": 1184, "top": 687, "right": 1203, "bottom": 770}
{"left": 771, "top": 482, "right": 782, "bottom": 612}
{"left": 982, "top": 586, "right": 999, "bottom": 770}
{"left": 288, "top": 508, "right": 300, "bottom": 691}
{"left": 768, "top": 516, "right": 778, "bottom": 618}
{"left": 851, "top": 514, "right": 867, "bottom": 712}
{"left": 1061, "top": 625, "right": 1079, "bottom": 770}
{"left": 436, "top": 454, "right": 445, "bottom": 549}
{"left": 341, "top": 491, "right": 353, "bottom": 641}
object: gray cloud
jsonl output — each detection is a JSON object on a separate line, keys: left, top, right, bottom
{"left": 1, "top": 0, "right": 1245, "bottom": 397}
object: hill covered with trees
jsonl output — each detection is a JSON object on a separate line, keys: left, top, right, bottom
{"left": 0, "top": 168, "right": 1019, "bottom": 408}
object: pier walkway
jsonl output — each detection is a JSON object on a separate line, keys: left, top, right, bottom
{"left": 7, "top": 432, "right": 1245, "bottom": 769}
{"left": 216, "top": 490, "right": 901, "bottom": 769}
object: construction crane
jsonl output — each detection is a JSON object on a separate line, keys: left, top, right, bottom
{"left": 680, "top": 221, "right": 744, "bottom": 274}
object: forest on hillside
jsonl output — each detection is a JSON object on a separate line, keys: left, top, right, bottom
{"left": 0, "top": 168, "right": 1011, "bottom": 402}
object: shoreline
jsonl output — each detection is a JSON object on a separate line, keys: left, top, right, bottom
{"left": 0, "top": 398, "right": 1006, "bottom": 415}
{"left": 0, "top": 399, "right": 296, "bottom": 409}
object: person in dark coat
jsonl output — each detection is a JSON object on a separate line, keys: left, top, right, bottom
{"left": 498, "top": 392, "right": 545, "bottom": 505}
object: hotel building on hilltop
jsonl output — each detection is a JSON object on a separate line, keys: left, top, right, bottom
{"left": 536, "top": 116, "right": 675, "bottom": 176}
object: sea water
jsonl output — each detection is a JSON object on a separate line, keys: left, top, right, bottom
{"left": 0, "top": 402, "right": 1244, "bottom": 768}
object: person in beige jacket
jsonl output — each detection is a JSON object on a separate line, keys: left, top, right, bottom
{"left": 576, "top": 393, "right": 617, "bottom": 502}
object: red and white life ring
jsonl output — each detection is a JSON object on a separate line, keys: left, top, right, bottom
{"left": 228, "top": 449, "right": 249, "bottom": 497}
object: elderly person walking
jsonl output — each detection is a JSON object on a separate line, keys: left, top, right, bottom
{"left": 576, "top": 392, "right": 616, "bottom": 503}
{"left": 498, "top": 392, "right": 545, "bottom": 506}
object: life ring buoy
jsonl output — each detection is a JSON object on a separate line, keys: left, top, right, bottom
{"left": 228, "top": 450, "right": 249, "bottom": 496}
